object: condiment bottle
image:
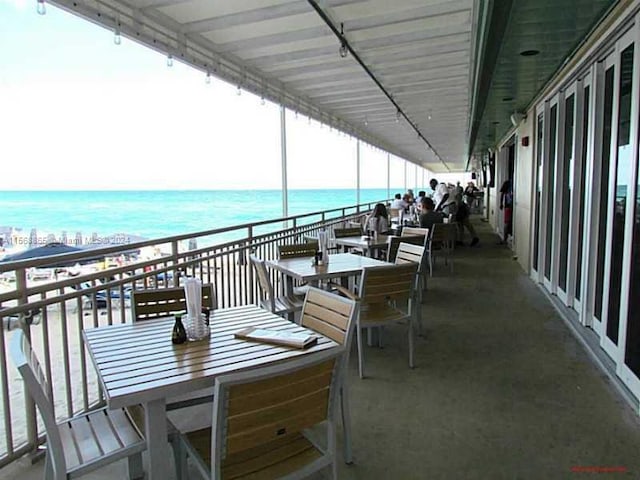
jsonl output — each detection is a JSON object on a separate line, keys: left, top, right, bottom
{"left": 202, "top": 307, "right": 211, "bottom": 326}
{"left": 172, "top": 313, "right": 187, "bottom": 344}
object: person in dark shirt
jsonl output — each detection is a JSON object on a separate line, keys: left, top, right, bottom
{"left": 419, "top": 197, "right": 444, "bottom": 231}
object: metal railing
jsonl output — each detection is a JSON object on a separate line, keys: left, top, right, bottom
{"left": 0, "top": 199, "right": 383, "bottom": 466}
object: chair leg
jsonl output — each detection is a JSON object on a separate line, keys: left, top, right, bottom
{"left": 357, "top": 325, "right": 365, "bottom": 379}
{"left": 340, "top": 384, "right": 353, "bottom": 465}
{"left": 170, "top": 434, "right": 188, "bottom": 480}
{"left": 327, "top": 420, "right": 338, "bottom": 480}
{"left": 44, "top": 453, "right": 53, "bottom": 480}
{"left": 127, "top": 452, "right": 144, "bottom": 480}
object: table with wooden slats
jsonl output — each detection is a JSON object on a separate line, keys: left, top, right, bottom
{"left": 83, "top": 305, "right": 339, "bottom": 480}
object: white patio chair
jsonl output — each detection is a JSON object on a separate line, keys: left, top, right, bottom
{"left": 10, "top": 329, "right": 183, "bottom": 480}
{"left": 332, "top": 263, "right": 418, "bottom": 378}
{"left": 250, "top": 255, "right": 303, "bottom": 320}
{"left": 179, "top": 348, "right": 345, "bottom": 480}
{"left": 300, "top": 287, "right": 358, "bottom": 464}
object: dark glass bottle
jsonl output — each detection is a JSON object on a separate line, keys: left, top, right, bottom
{"left": 172, "top": 313, "right": 187, "bottom": 344}
{"left": 202, "top": 307, "right": 211, "bottom": 326}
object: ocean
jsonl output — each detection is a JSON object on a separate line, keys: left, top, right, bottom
{"left": 0, "top": 189, "right": 393, "bottom": 245}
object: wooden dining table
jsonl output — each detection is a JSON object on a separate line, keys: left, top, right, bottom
{"left": 83, "top": 305, "right": 339, "bottom": 480}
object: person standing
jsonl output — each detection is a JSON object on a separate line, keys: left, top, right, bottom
{"left": 453, "top": 192, "right": 480, "bottom": 246}
{"left": 429, "top": 178, "right": 454, "bottom": 214}
{"left": 499, "top": 179, "right": 513, "bottom": 245}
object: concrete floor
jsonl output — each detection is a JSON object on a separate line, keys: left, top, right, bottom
{"left": 3, "top": 218, "right": 640, "bottom": 479}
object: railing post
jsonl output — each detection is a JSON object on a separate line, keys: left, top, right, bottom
{"left": 247, "top": 226, "right": 254, "bottom": 305}
{"left": 17, "top": 268, "right": 37, "bottom": 453}
{"left": 171, "top": 240, "right": 179, "bottom": 286}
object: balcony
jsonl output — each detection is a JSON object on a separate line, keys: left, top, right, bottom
{"left": 1, "top": 206, "right": 639, "bottom": 478}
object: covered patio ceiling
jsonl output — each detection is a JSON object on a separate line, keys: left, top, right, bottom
{"left": 48, "top": 0, "right": 618, "bottom": 173}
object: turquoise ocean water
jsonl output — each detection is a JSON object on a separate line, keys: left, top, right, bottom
{"left": 0, "top": 189, "right": 393, "bottom": 244}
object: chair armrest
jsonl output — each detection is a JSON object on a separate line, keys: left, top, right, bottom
{"left": 327, "top": 283, "right": 360, "bottom": 301}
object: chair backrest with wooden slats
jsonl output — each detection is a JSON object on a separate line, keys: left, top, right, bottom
{"left": 301, "top": 287, "right": 358, "bottom": 348}
{"left": 278, "top": 241, "right": 318, "bottom": 259}
{"left": 210, "top": 350, "right": 342, "bottom": 478}
{"left": 396, "top": 242, "right": 428, "bottom": 278}
{"left": 131, "top": 284, "right": 216, "bottom": 322}
{"left": 359, "top": 263, "right": 418, "bottom": 308}
{"left": 249, "top": 255, "right": 276, "bottom": 312}
{"left": 386, "top": 234, "right": 427, "bottom": 263}
{"left": 334, "top": 227, "right": 363, "bottom": 238}
{"left": 11, "top": 330, "right": 66, "bottom": 478}
{"left": 388, "top": 208, "right": 401, "bottom": 220}
{"left": 401, "top": 226, "right": 430, "bottom": 238}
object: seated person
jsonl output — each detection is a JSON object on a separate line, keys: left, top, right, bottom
{"left": 419, "top": 197, "right": 444, "bottom": 231}
{"left": 390, "top": 193, "right": 407, "bottom": 210}
{"left": 406, "top": 189, "right": 416, "bottom": 204}
{"left": 366, "top": 203, "right": 390, "bottom": 234}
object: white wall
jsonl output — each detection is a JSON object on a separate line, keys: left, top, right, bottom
{"left": 514, "top": 118, "right": 535, "bottom": 272}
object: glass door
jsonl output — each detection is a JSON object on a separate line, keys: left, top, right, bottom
{"left": 601, "top": 37, "right": 634, "bottom": 360}
{"left": 558, "top": 86, "right": 577, "bottom": 303}
{"left": 572, "top": 72, "right": 593, "bottom": 315}
{"left": 590, "top": 53, "right": 616, "bottom": 337}
{"left": 543, "top": 95, "right": 559, "bottom": 291}
{"left": 616, "top": 26, "right": 640, "bottom": 399}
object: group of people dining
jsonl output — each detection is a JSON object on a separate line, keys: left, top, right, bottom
{"left": 365, "top": 179, "right": 481, "bottom": 247}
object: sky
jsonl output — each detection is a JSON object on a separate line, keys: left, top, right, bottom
{"left": 0, "top": 0, "right": 449, "bottom": 190}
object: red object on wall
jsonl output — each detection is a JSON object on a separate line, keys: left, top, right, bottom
{"left": 521, "top": 136, "right": 530, "bottom": 147}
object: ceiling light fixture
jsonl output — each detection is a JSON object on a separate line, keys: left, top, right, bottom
{"left": 114, "top": 28, "right": 121, "bottom": 45}
{"left": 166, "top": 54, "right": 173, "bottom": 67}
{"left": 339, "top": 23, "right": 348, "bottom": 58}
{"left": 520, "top": 49, "right": 540, "bottom": 57}
{"left": 205, "top": 72, "right": 211, "bottom": 84}
{"left": 36, "top": 0, "right": 46, "bottom": 15}
{"left": 236, "top": 84, "right": 242, "bottom": 95}
{"left": 396, "top": 110, "right": 401, "bottom": 122}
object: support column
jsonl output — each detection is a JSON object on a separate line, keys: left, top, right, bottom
{"left": 387, "top": 154, "right": 391, "bottom": 199}
{"left": 356, "top": 140, "right": 361, "bottom": 210}
{"left": 404, "top": 161, "right": 407, "bottom": 191}
{"left": 280, "top": 106, "right": 288, "bottom": 227}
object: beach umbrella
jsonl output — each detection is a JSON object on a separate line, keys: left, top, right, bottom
{"left": 0, "top": 242, "right": 101, "bottom": 266}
